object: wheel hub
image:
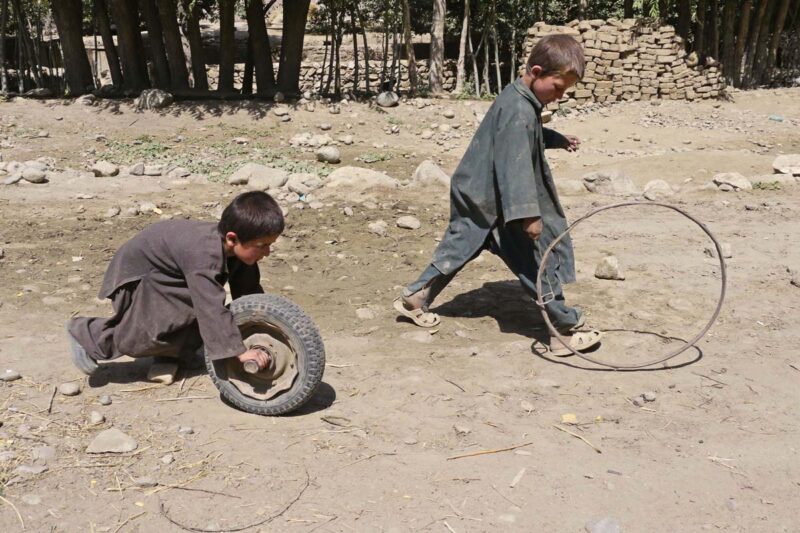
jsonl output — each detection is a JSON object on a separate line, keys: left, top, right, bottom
{"left": 225, "top": 329, "right": 299, "bottom": 401}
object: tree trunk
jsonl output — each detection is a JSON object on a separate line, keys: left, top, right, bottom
{"left": 95, "top": 0, "right": 124, "bottom": 87}
{"left": 156, "top": 0, "right": 190, "bottom": 90}
{"left": 709, "top": 0, "right": 719, "bottom": 60}
{"left": 429, "top": 0, "right": 445, "bottom": 93}
{"left": 694, "top": 0, "right": 707, "bottom": 56}
{"left": 509, "top": 22, "right": 516, "bottom": 83}
{"left": 110, "top": 0, "right": 150, "bottom": 91}
{"left": 50, "top": 0, "right": 95, "bottom": 94}
{"left": 492, "top": 7, "right": 501, "bottom": 90}
{"left": 242, "top": 33, "right": 254, "bottom": 94}
{"left": 743, "top": 0, "right": 771, "bottom": 86}
{"left": 12, "top": 0, "right": 42, "bottom": 86}
{"left": 218, "top": 0, "right": 235, "bottom": 92}
{"left": 350, "top": 6, "right": 359, "bottom": 94}
{"left": 179, "top": 0, "right": 207, "bottom": 90}
{"left": 333, "top": 8, "right": 342, "bottom": 97}
{"left": 720, "top": 0, "right": 737, "bottom": 83}
{"left": 733, "top": 0, "right": 753, "bottom": 86}
{"left": 766, "top": 0, "right": 792, "bottom": 77}
{"left": 482, "top": 27, "right": 489, "bottom": 93}
{"left": 677, "top": 0, "right": 691, "bottom": 40}
{"left": 141, "top": 0, "right": 171, "bottom": 88}
{"left": 455, "top": 0, "right": 469, "bottom": 92}
{"left": 468, "top": 22, "right": 480, "bottom": 96}
{"left": 276, "top": 0, "right": 309, "bottom": 96}
{"left": 752, "top": 0, "right": 776, "bottom": 83}
{"left": 0, "top": 0, "right": 9, "bottom": 93}
{"left": 355, "top": 3, "right": 370, "bottom": 93}
{"left": 245, "top": 0, "right": 275, "bottom": 95}
{"left": 624, "top": 0, "right": 634, "bottom": 18}
{"left": 400, "top": 0, "right": 417, "bottom": 94}
{"left": 578, "top": 0, "right": 587, "bottom": 20}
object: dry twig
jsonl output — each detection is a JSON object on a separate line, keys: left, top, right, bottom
{"left": 0, "top": 495, "right": 24, "bottom": 530}
{"left": 112, "top": 511, "right": 145, "bottom": 533}
{"left": 552, "top": 424, "right": 602, "bottom": 454}
{"left": 446, "top": 442, "right": 533, "bottom": 461}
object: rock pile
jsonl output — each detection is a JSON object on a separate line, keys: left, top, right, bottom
{"left": 522, "top": 19, "right": 725, "bottom": 107}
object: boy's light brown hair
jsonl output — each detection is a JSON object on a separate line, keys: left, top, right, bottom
{"left": 526, "top": 34, "right": 585, "bottom": 79}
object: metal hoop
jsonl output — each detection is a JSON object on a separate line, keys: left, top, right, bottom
{"left": 535, "top": 202, "right": 727, "bottom": 369}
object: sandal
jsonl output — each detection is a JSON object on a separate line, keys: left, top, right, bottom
{"left": 549, "top": 329, "right": 603, "bottom": 357}
{"left": 393, "top": 297, "right": 441, "bottom": 328}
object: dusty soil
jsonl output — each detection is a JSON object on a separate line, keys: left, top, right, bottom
{"left": 1, "top": 88, "right": 799, "bottom": 532}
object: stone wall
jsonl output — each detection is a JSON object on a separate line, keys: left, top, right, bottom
{"left": 296, "top": 59, "right": 458, "bottom": 94}
{"left": 522, "top": 19, "right": 726, "bottom": 107}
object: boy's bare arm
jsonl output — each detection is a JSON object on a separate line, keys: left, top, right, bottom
{"left": 542, "top": 127, "right": 580, "bottom": 151}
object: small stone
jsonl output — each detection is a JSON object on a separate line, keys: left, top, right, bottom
{"left": 316, "top": 146, "right": 341, "bottom": 164}
{"left": 273, "top": 91, "right": 285, "bottom": 103}
{"left": 412, "top": 160, "right": 450, "bottom": 187}
{"left": 273, "top": 106, "right": 290, "bottom": 117}
{"left": 376, "top": 91, "right": 399, "bottom": 108}
{"left": 583, "top": 170, "right": 639, "bottom": 196}
{"left": 59, "top": 382, "right": 81, "bottom": 396}
{"left": 420, "top": 129, "right": 434, "bottom": 140}
{"left": 178, "top": 426, "right": 194, "bottom": 436}
{"left": 92, "top": 161, "right": 119, "bottom": 177}
{"left": 99, "top": 395, "right": 112, "bottom": 406}
{"left": 87, "top": 428, "right": 138, "bottom": 454}
{"left": 133, "top": 476, "right": 158, "bottom": 488}
{"left": 280, "top": 115, "right": 291, "bottom": 122}
{"left": 453, "top": 425, "right": 471, "bottom": 436}
{"left": 403, "top": 436, "right": 418, "bottom": 445}
{"left": 104, "top": 206, "right": 121, "bottom": 219}
{"left": 1, "top": 369, "right": 21, "bottom": 382}
{"left": 594, "top": 255, "right": 625, "bottom": 280}
{"left": 139, "top": 201, "right": 157, "bottom": 213}
{"left": 161, "top": 453, "right": 175, "bottom": 465}
{"left": 229, "top": 163, "right": 289, "bottom": 188}
{"left": 643, "top": 391, "right": 657, "bottom": 402}
{"left": 725, "top": 498, "right": 737, "bottom": 511}
{"left": 355, "top": 307, "right": 376, "bottom": 320}
{"left": 125, "top": 206, "right": 140, "bottom": 216}
{"left": 13, "top": 465, "right": 48, "bottom": 476}
{"left": 90, "top": 411, "right": 105, "bottom": 425}
{"left": 21, "top": 167, "right": 47, "bottom": 183}
{"left": 168, "top": 167, "right": 190, "bottom": 178}
{"left": 442, "top": 108, "right": 456, "bottom": 119}
{"left": 703, "top": 242, "right": 733, "bottom": 259}
{"left": 632, "top": 395, "right": 646, "bottom": 407}
{"left": 585, "top": 516, "right": 621, "bottom": 533}
{"left": 368, "top": 220, "right": 388, "bottom": 236}
{"left": 643, "top": 179, "right": 673, "bottom": 200}
{"left": 319, "top": 123, "right": 332, "bottom": 131}
{"left": 135, "top": 89, "right": 174, "bottom": 110}
{"left": 32, "top": 446, "right": 57, "bottom": 465}
{"left": 128, "top": 162, "right": 145, "bottom": 175}
{"left": 396, "top": 215, "right": 421, "bottom": 230}
{"left": 772, "top": 154, "right": 800, "bottom": 175}
{"left": 343, "top": 206, "right": 354, "bottom": 217}
{"left": 21, "top": 494, "right": 42, "bottom": 506}
{"left": 713, "top": 172, "right": 752, "bottom": 191}
{"left": 339, "top": 135, "right": 354, "bottom": 145}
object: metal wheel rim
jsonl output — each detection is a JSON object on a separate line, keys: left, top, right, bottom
{"left": 225, "top": 323, "right": 300, "bottom": 400}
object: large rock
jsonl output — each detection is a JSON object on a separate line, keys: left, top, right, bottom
{"left": 412, "top": 160, "right": 450, "bottom": 187}
{"left": 712, "top": 172, "right": 752, "bottom": 192}
{"left": 135, "top": 89, "right": 174, "bottom": 110}
{"left": 583, "top": 170, "right": 639, "bottom": 195}
{"left": 86, "top": 428, "right": 138, "bottom": 454}
{"left": 325, "top": 166, "right": 399, "bottom": 190}
{"left": 228, "top": 163, "right": 289, "bottom": 188}
{"left": 376, "top": 91, "right": 399, "bottom": 108}
{"left": 594, "top": 255, "right": 625, "bottom": 280}
{"left": 21, "top": 168, "right": 48, "bottom": 184}
{"left": 772, "top": 154, "right": 800, "bottom": 175}
{"left": 750, "top": 174, "right": 797, "bottom": 188}
{"left": 396, "top": 216, "right": 421, "bottom": 230}
{"left": 643, "top": 179, "right": 674, "bottom": 200}
{"left": 92, "top": 161, "right": 119, "bottom": 177}
{"left": 286, "top": 173, "right": 323, "bottom": 195}
{"left": 316, "top": 146, "right": 341, "bottom": 164}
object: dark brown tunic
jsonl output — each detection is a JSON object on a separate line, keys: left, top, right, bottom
{"left": 69, "top": 220, "right": 263, "bottom": 362}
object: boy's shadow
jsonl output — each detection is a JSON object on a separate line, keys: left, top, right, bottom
{"left": 89, "top": 357, "right": 336, "bottom": 414}
{"left": 432, "top": 280, "right": 703, "bottom": 371}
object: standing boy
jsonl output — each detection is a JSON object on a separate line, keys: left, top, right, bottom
{"left": 394, "top": 34, "right": 601, "bottom": 356}
{"left": 66, "top": 191, "right": 281, "bottom": 379}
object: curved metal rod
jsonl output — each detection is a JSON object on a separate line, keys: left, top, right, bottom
{"left": 535, "top": 201, "right": 727, "bottom": 370}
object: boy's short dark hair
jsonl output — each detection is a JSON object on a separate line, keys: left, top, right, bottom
{"left": 218, "top": 191, "right": 284, "bottom": 243}
{"left": 526, "top": 34, "right": 585, "bottom": 79}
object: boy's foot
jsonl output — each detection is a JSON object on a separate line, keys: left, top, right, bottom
{"left": 148, "top": 357, "right": 179, "bottom": 385}
{"left": 65, "top": 322, "right": 99, "bottom": 376}
{"left": 393, "top": 297, "right": 441, "bottom": 328}
{"left": 548, "top": 330, "right": 602, "bottom": 357}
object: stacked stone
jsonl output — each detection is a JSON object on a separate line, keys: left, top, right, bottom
{"left": 522, "top": 18, "right": 725, "bottom": 107}
{"left": 297, "top": 59, "right": 457, "bottom": 94}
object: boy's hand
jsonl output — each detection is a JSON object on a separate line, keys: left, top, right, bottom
{"left": 522, "top": 217, "right": 543, "bottom": 240}
{"left": 237, "top": 348, "right": 270, "bottom": 370}
{"left": 564, "top": 135, "right": 580, "bottom": 152}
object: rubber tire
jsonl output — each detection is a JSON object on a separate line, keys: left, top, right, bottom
{"left": 205, "top": 294, "right": 325, "bottom": 415}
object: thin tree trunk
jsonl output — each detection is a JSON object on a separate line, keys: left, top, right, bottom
{"left": 110, "top": 0, "right": 149, "bottom": 91}
{"left": 429, "top": 0, "right": 445, "bottom": 93}
{"left": 355, "top": 3, "right": 370, "bottom": 93}
{"left": 578, "top": 0, "right": 587, "bottom": 20}
{"left": 492, "top": 3, "right": 501, "bottom": 90}
{"left": 677, "top": 0, "right": 691, "bottom": 41}
{"left": 709, "top": 0, "right": 719, "bottom": 59}
{"left": 350, "top": 6, "right": 359, "bottom": 94}
{"left": 242, "top": 33, "right": 254, "bottom": 94}
{"left": 95, "top": 0, "right": 124, "bottom": 87}
{"left": 379, "top": 12, "right": 388, "bottom": 89}
{"left": 766, "top": 0, "right": 792, "bottom": 77}
{"left": 733, "top": 0, "right": 754, "bottom": 86}
{"left": 509, "top": 20, "right": 516, "bottom": 83}
{"left": 141, "top": 0, "right": 171, "bottom": 88}
{"left": 320, "top": 22, "right": 330, "bottom": 93}
{"left": 245, "top": 0, "right": 275, "bottom": 95}
{"left": 276, "top": 0, "right": 309, "bottom": 96}
{"left": 721, "top": 0, "right": 736, "bottom": 83}
{"left": 180, "top": 0, "right": 207, "bottom": 90}
{"left": 694, "top": 0, "right": 707, "bottom": 56}
{"left": 743, "top": 0, "right": 771, "bottom": 86}
{"left": 12, "top": 0, "right": 42, "bottom": 86}
{"left": 624, "top": 0, "right": 634, "bottom": 18}
{"left": 333, "top": 9, "right": 342, "bottom": 97}
{"left": 752, "top": 0, "right": 776, "bottom": 83}
{"left": 400, "top": 0, "right": 417, "bottom": 94}
{"left": 455, "top": 0, "right": 469, "bottom": 92}
{"left": 50, "top": 0, "right": 95, "bottom": 94}
{"left": 156, "top": 0, "right": 190, "bottom": 90}
{"left": 468, "top": 23, "right": 480, "bottom": 96}
{"left": 0, "top": 0, "right": 8, "bottom": 93}
{"left": 482, "top": 28, "right": 489, "bottom": 93}
{"left": 218, "top": 0, "right": 235, "bottom": 92}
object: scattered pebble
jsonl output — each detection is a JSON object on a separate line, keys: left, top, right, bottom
{"left": 59, "top": 382, "right": 81, "bottom": 396}
{"left": 594, "top": 255, "right": 625, "bottom": 280}
{"left": 98, "top": 394, "right": 112, "bottom": 406}
{"left": 355, "top": 307, "right": 376, "bottom": 320}
{"left": 161, "top": 453, "right": 175, "bottom": 465}
{"left": 342, "top": 206, "right": 354, "bottom": 217}
{"left": 585, "top": 516, "right": 621, "bottom": 533}
{"left": 396, "top": 215, "right": 421, "bottom": 230}
{"left": 178, "top": 426, "right": 194, "bottom": 436}
{"left": 90, "top": 411, "right": 105, "bottom": 425}
{"left": 368, "top": 220, "right": 388, "bottom": 236}
{"left": 403, "top": 436, "right": 418, "bottom": 445}
{"left": 86, "top": 428, "right": 138, "bottom": 454}
{"left": 643, "top": 391, "right": 657, "bottom": 402}
{"left": 133, "top": 476, "right": 158, "bottom": 488}
{"left": 1, "top": 369, "right": 21, "bottom": 382}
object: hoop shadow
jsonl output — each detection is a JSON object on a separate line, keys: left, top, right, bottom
{"left": 218, "top": 381, "right": 336, "bottom": 417}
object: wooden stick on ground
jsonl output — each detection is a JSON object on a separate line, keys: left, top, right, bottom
{"left": 112, "top": 511, "right": 146, "bottom": 533}
{"left": 0, "top": 495, "right": 25, "bottom": 530}
{"left": 446, "top": 441, "right": 533, "bottom": 461}
{"left": 47, "top": 385, "right": 57, "bottom": 414}
{"left": 552, "top": 424, "right": 602, "bottom": 454}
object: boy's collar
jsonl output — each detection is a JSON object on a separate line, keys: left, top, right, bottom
{"left": 513, "top": 77, "right": 543, "bottom": 112}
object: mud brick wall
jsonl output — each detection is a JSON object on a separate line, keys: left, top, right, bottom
{"left": 522, "top": 19, "right": 726, "bottom": 106}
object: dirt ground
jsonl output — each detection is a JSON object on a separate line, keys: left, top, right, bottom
{"left": 1, "top": 87, "right": 799, "bottom": 533}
